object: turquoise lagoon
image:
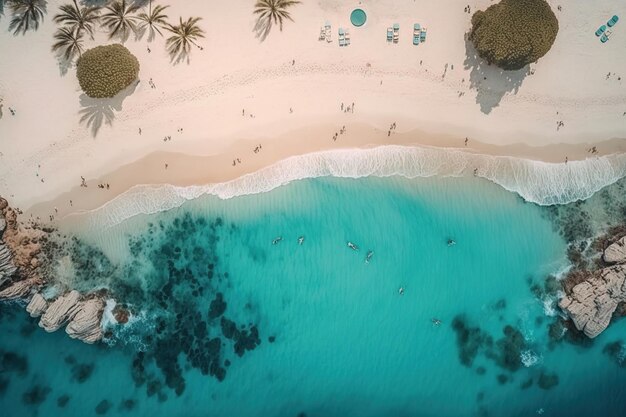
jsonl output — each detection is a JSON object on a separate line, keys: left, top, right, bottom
{"left": 1, "top": 175, "right": 626, "bottom": 417}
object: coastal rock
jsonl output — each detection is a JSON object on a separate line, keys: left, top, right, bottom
{"left": 604, "top": 237, "right": 626, "bottom": 264}
{"left": 0, "top": 277, "right": 41, "bottom": 299}
{"left": 0, "top": 243, "right": 18, "bottom": 288}
{"left": 26, "top": 293, "right": 48, "bottom": 317}
{"left": 559, "top": 265, "right": 626, "bottom": 338}
{"left": 39, "top": 290, "right": 82, "bottom": 332}
{"left": 66, "top": 297, "right": 105, "bottom": 344}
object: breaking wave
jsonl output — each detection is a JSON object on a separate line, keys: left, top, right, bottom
{"left": 78, "top": 145, "right": 626, "bottom": 227}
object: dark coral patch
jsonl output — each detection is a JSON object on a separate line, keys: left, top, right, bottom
{"left": 57, "top": 394, "right": 70, "bottom": 408}
{"left": 603, "top": 340, "right": 626, "bottom": 368}
{"left": 119, "top": 398, "right": 136, "bottom": 411}
{"left": 22, "top": 385, "right": 51, "bottom": 406}
{"left": 494, "top": 325, "right": 526, "bottom": 372}
{"left": 95, "top": 399, "right": 112, "bottom": 415}
{"left": 208, "top": 292, "right": 227, "bottom": 319}
{"left": 0, "top": 350, "right": 28, "bottom": 376}
{"left": 451, "top": 315, "right": 492, "bottom": 367}
{"left": 71, "top": 363, "right": 95, "bottom": 383}
{"left": 538, "top": 372, "right": 559, "bottom": 390}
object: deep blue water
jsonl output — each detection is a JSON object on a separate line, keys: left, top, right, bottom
{"left": 1, "top": 176, "right": 626, "bottom": 417}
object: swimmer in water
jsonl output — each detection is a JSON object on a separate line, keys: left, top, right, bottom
{"left": 272, "top": 236, "right": 283, "bottom": 245}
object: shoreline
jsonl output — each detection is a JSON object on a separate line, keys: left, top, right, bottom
{"left": 2, "top": 0, "right": 625, "bottom": 221}
{"left": 21, "top": 125, "right": 626, "bottom": 228}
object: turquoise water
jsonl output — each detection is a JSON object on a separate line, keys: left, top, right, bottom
{"left": 2, "top": 176, "right": 626, "bottom": 417}
{"left": 350, "top": 9, "right": 367, "bottom": 27}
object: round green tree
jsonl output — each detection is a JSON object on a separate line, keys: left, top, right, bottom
{"left": 76, "top": 44, "right": 140, "bottom": 98}
{"left": 469, "top": 0, "right": 558, "bottom": 71}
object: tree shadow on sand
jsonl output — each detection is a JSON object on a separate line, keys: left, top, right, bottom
{"left": 79, "top": 82, "right": 137, "bottom": 137}
{"left": 253, "top": 17, "right": 273, "bottom": 42}
{"left": 463, "top": 34, "right": 530, "bottom": 114}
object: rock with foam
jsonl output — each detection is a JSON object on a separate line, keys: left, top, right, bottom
{"left": 66, "top": 297, "right": 105, "bottom": 344}
{"left": 39, "top": 290, "right": 82, "bottom": 332}
{"left": 559, "top": 264, "right": 626, "bottom": 338}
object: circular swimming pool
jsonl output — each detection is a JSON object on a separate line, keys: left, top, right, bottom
{"left": 350, "top": 9, "right": 367, "bottom": 27}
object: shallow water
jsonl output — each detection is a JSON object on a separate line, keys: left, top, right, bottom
{"left": 2, "top": 176, "right": 626, "bottom": 417}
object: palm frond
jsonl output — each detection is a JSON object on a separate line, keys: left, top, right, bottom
{"left": 253, "top": 0, "right": 300, "bottom": 40}
{"left": 53, "top": 0, "right": 100, "bottom": 39}
{"left": 164, "top": 16, "right": 204, "bottom": 63}
{"left": 137, "top": 1, "right": 169, "bottom": 40}
{"left": 8, "top": 0, "right": 48, "bottom": 35}
{"left": 52, "top": 25, "right": 84, "bottom": 61}
{"left": 101, "top": 0, "right": 139, "bottom": 41}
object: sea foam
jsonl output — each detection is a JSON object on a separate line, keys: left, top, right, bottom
{"left": 82, "top": 145, "right": 626, "bottom": 227}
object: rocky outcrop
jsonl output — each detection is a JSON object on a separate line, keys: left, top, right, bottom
{"left": 0, "top": 243, "right": 17, "bottom": 288}
{"left": 0, "top": 197, "right": 45, "bottom": 298}
{"left": 0, "top": 277, "right": 42, "bottom": 299}
{"left": 26, "top": 293, "right": 48, "bottom": 317}
{"left": 38, "top": 291, "right": 107, "bottom": 343}
{"left": 39, "top": 290, "right": 82, "bottom": 332}
{"left": 66, "top": 297, "right": 105, "bottom": 344}
{"left": 559, "top": 264, "right": 626, "bottom": 338}
{"left": 603, "top": 237, "right": 626, "bottom": 264}
{"left": 0, "top": 197, "right": 109, "bottom": 344}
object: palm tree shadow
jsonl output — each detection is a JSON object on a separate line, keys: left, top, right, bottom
{"left": 79, "top": 82, "right": 137, "bottom": 137}
{"left": 253, "top": 16, "right": 273, "bottom": 42}
{"left": 53, "top": 49, "right": 73, "bottom": 77}
{"left": 463, "top": 34, "right": 530, "bottom": 114}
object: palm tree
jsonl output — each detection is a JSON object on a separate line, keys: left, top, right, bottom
{"left": 52, "top": 26, "right": 84, "bottom": 61}
{"left": 53, "top": 0, "right": 100, "bottom": 40}
{"left": 165, "top": 16, "right": 204, "bottom": 63}
{"left": 101, "top": 0, "right": 139, "bottom": 41}
{"left": 8, "top": 0, "right": 48, "bottom": 35}
{"left": 137, "top": 1, "right": 169, "bottom": 41}
{"left": 253, "top": 0, "right": 300, "bottom": 40}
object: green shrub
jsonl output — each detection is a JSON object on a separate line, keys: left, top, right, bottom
{"left": 76, "top": 44, "right": 140, "bottom": 98}
{"left": 469, "top": 0, "right": 558, "bottom": 71}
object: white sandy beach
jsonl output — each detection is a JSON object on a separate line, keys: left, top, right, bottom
{"left": 0, "top": 0, "right": 625, "bottom": 219}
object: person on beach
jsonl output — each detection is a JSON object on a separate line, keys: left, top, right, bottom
{"left": 465, "top": 137, "right": 468, "bottom": 146}
{"left": 165, "top": 163, "right": 168, "bottom": 169}
{"left": 139, "top": 128, "right": 142, "bottom": 135}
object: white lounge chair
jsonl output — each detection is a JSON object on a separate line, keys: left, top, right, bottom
{"left": 325, "top": 21, "right": 332, "bottom": 43}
